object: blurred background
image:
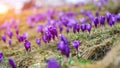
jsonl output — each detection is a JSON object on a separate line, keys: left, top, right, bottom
{"left": 0, "top": 0, "right": 92, "bottom": 14}
{"left": 0, "top": 0, "right": 119, "bottom": 14}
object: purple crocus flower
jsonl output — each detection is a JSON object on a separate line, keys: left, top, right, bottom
{"left": 108, "top": 16, "right": 116, "bottom": 26}
{"left": 46, "top": 57, "right": 60, "bottom": 68}
{"left": 60, "top": 16, "right": 69, "bottom": 27}
{"left": 94, "top": 17, "right": 99, "bottom": 27}
{"left": 66, "top": 27, "right": 70, "bottom": 34}
{"left": 57, "top": 41, "right": 70, "bottom": 58}
{"left": 1, "top": 35, "right": 6, "bottom": 42}
{"left": 48, "top": 26, "right": 58, "bottom": 38}
{"left": 7, "top": 31, "right": 13, "bottom": 39}
{"left": 17, "top": 35, "right": 24, "bottom": 42}
{"left": 73, "top": 25, "right": 77, "bottom": 33}
{"left": 81, "top": 23, "right": 86, "bottom": 32}
{"left": 95, "top": 10, "right": 99, "bottom": 17}
{"left": 73, "top": 24, "right": 80, "bottom": 33}
{"left": 106, "top": 11, "right": 111, "bottom": 22}
{"left": 8, "top": 39, "right": 12, "bottom": 45}
{"left": 0, "top": 52, "right": 3, "bottom": 63}
{"left": 15, "top": 29, "right": 19, "bottom": 35}
{"left": 8, "top": 57, "right": 16, "bottom": 68}
{"left": 58, "top": 25, "right": 63, "bottom": 33}
{"left": 36, "top": 38, "right": 41, "bottom": 45}
{"left": 36, "top": 25, "right": 43, "bottom": 34}
{"left": 42, "top": 35, "right": 48, "bottom": 43}
{"left": 57, "top": 41, "right": 65, "bottom": 51}
{"left": 58, "top": 34, "right": 70, "bottom": 57}
{"left": 22, "top": 33, "right": 28, "bottom": 40}
{"left": 26, "top": 16, "right": 34, "bottom": 28}
{"left": 99, "top": 16, "right": 105, "bottom": 25}
{"left": 76, "top": 24, "right": 81, "bottom": 33}
{"left": 115, "top": 13, "right": 120, "bottom": 21}
{"left": 59, "top": 34, "right": 68, "bottom": 45}
{"left": 72, "top": 40, "right": 80, "bottom": 51}
{"left": 24, "top": 40, "right": 31, "bottom": 51}
{"left": 86, "top": 24, "right": 92, "bottom": 33}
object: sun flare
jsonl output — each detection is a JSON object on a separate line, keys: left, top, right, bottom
{"left": 0, "top": 3, "right": 9, "bottom": 14}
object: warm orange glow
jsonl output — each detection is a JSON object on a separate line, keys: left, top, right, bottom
{"left": 0, "top": 3, "right": 9, "bottom": 14}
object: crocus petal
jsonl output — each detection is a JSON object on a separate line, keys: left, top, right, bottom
{"left": 8, "top": 57, "right": 16, "bottom": 68}
{"left": 59, "top": 34, "right": 68, "bottom": 45}
{"left": 0, "top": 52, "right": 3, "bottom": 63}
{"left": 24, "top": 40, "right": 31, "bottom": 51}
{"left": 86, "top": 24, "right": 92, "bottom": 33}
{"left": 7, "top": 31, "right": 13, "bottom": 39}
{"left": 8, "top": 39, "right": 12, "bottom": 45}
{"left": 99, "top": 16, "right": 105, "bottom": 25}
{"left": 57, "top": 41, "right": 70, "bottom": 57}
{"left": 81, "top": 23, "right": 86, "bottom": 32}
{"left": 72, "top": 40, "right": 80, "bottom": 51}
{"left": 66, "top": 27, "right": 70, "bottom": 34}
{"left": 94, "top": 17, "right": 99, "bottom": 27}
{"left": 1, "top": 35, "right": 6, "bottom": 42}
{"left": 15, "top": 29, "right": 19, "bottom": 35}
{"left": 36, "top": 38, "right": 41, "bottom": 45}
{"left": 46, "top": 57, "right": 60, "bottom": 68}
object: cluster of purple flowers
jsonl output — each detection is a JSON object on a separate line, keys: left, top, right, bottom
{"left": 57, "top": 34, "right": 81, "bottom": 58}
{"left": 1, "top": 9, "right": 120, "bottom": 56}
{"left": 0, "top": 1, "right": 120, "bottom": 68}
{"left": 0, "top": 52, "right": 16, "bottom": 68}
{"left": 57, "top": 34, "right": 70, "bottom": 58}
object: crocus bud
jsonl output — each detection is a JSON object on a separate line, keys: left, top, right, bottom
{"left": 66, "top": 27, "right": 69, "bottom": 34}
{"left": 22, "top": 33, "right": 28, "bottom": 40}
{"left": 48, "top": 26, "right": 58, "bottom": 38}
{"left": 46, "top": 32, "right": 52, "bottom": 42}
{"left": 81, "top": 23, "right": 86, "bottom": 32}
{"left": 8, "top": 39, "right": 12, "bottom": 45}
{"left": 116, "top": 13, "right": 120, "bottom": 21}
{"left": 7, "top": 31, "right": 13, "bottom": 39}
{"left": 46, "top": 57, "right": 60, "bottom": 68}
{"left": 106, "top": 11, "right": 111, "bottom": 22}
{"left": 72, "top": 40, "right": 80, "bottom": 51}
{"left": 0, "top": 52, "right": 3, "bottom": 63}
{"left": 15, "top": 29, "right": 19, "bottom": 35}
{"left": 8, "top": 57, "right": 16, "bottom": 68}
{"left": 86, "top": 24, "right": 92, "bottom": 33}
{"left": 42, "top": 35, "right": 48, "bottom": 43}
{"left": 59, "top": 34, "right": 68, "bottom": 45}
{"left": 36, "top": 25, "right": 43, "bottom": 34}
{"left": 73, "top": 24, "right": 79, "bottom": 33}
{"left": 17, "top": 35, "right": 24, "bottom": 42}
{"left": 108, "top": 16, "right": 116, "bottom": 27}
{"left": 99, "top": 16, "right": 105, "bottom": 25}
{"left": 36, "top": 38, "right": 41, "bottom": 45}
{"left": 76, "top": 24, "right": 80, "bottom": 33}
{"left": 58, "top": 25, "right": 63, "bottom": 33}
{"left": 57, "top": 41, "right": 70, "bottom": 58}
{"left": 95, "top": 10, "right": 99, "bottom": 17}
{"left": 1, "top": 35, "right": 6, "bottom": 42}
{"left": 24, "top": 40, "right": 31, "bottom": 51}
{"left": 94, "top": 17, "right": 99, "bottom": 27}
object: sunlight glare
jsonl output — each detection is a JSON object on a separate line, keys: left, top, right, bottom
{"left": 0, "top": 3, "right": 9, "bottom": 14}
